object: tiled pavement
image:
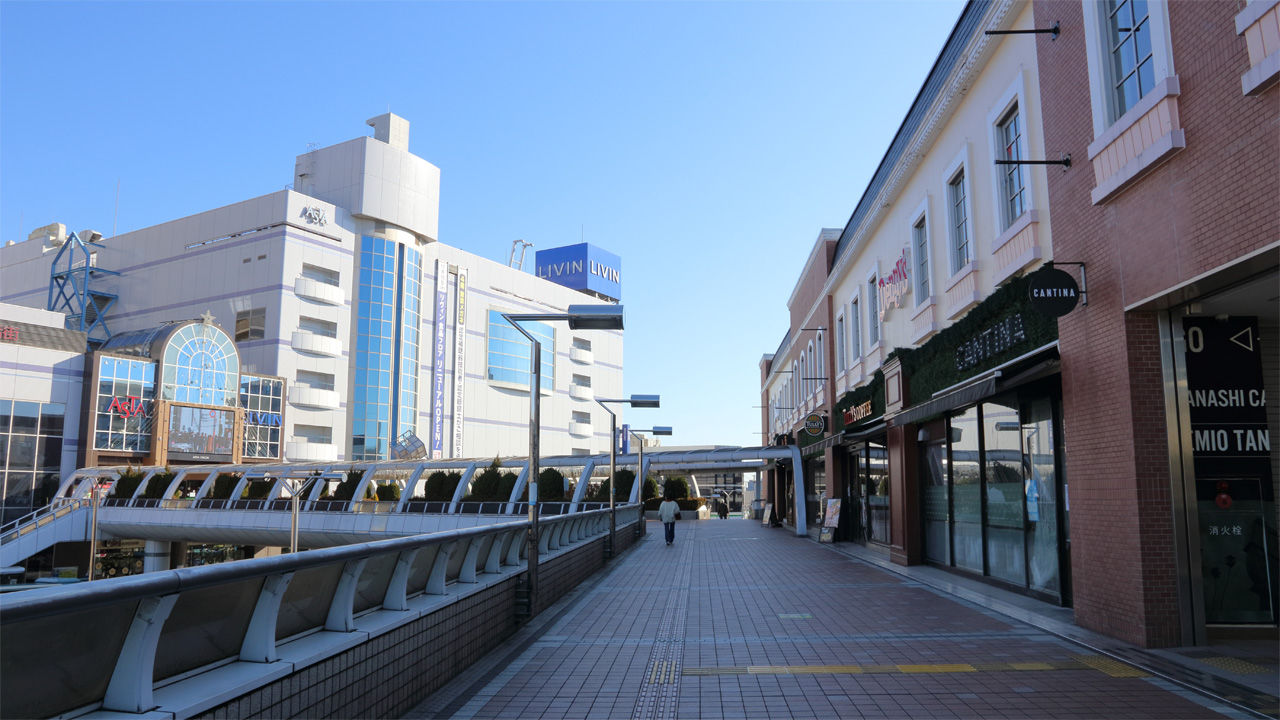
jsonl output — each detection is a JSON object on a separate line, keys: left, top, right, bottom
{"left": 408, "top": 518, "right": 1278, "bottom": 720}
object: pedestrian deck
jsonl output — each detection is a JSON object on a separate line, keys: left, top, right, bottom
{"left": 409, "top": 517, "right": 1279, "bottom": 720}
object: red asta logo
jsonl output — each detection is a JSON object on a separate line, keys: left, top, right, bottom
{"left": 108, "top": 396, "right": 148, "bottom": 418}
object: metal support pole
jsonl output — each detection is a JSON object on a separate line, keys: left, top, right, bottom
{"left": 636, "top": 434, "right": 645, "bottom": 537}
{"left": 519, "top": 333, "right": 542, "bottom": 614}
{"left": 608, "top": 412, "right": 617, "bottom": 557}
{"left": 289, "top": 482, "right": 300, "bottom": 554}
{"left": 88, "top": 485, "right": 100, "bottom": 581}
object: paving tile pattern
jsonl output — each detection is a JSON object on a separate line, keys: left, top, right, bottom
{"left": 417, "top": 518, "right": 1250, "bottom": 719}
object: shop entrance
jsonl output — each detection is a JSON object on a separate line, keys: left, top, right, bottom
{"left": 840, "top": 439, "right": 888, "bottom": 544}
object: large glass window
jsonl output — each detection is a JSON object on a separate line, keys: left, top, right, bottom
{"left": 160, "top": 323, "right": 239, "bottom": 407}
{"left": 95, "top": 355, "right": 156, "bottom": 452}
{"left": 486, "top": 310, "right": 555, "bottom": 390}
{"left": 849, "top": 298, "right": 861, "bottom": 362}
{"left": 835, "top": 315, "right": 846, "bottom": 372}
{"left": 1023, "top": 398, "right": 1060, "bottom": 594}
{"left": 0, "top": 399, "right": 67, "bottom": 523}
{"left": 951, "top": 405, "right": 983, "bottom": 572}
{"left": 240, "top": 375, "right": 283, "bottom": 460}
{"left": 866, "top": 441, "right": 890, "bottom": 544}
{"left": 235, "top": 308, "right": 265, "bottom": 342}
{"left": 867, "top": 276, "right": 880, "bottom": 346}
{"left": 351, "top": 236, "right": 421, "bottom": 461}
{"left": 1106, "top": 0, "right": 1154, "bottom": 120}
{"left": 922, "top": 436, "right": 950, "bottom": 564}
{"left": 997, "top": 106, "right": 1027, "bottom": 229}
{"left": 948, "top": 169, "right": 971, "bottom": 273}
{"left": 984, "top": 398, "right": 1027, "bottom": 586}
{"left": 913, "top": 217, "right": 930, "bottom": 301}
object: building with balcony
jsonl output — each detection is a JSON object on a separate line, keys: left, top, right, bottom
{"left": 0, "top": 114, "right": 626, "bottom": 476}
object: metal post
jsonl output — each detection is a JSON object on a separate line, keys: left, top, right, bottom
{"left": 87, "top": 485, "right": 100, "bottom": 581}
{"left": 527, "top": 336, "right": 540, "bottom": 613}
{"left": 289, "top": 479, "right": 300, "bottom": 554}
{"left": 608, "top": 411, "right": 617, "bottom": 557}
{"left": 636, "top": 432, "right": 646, "bottom": 536}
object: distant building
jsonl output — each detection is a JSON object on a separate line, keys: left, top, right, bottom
{"left": 0, "top": 114, "right": 627, "bottom": 485}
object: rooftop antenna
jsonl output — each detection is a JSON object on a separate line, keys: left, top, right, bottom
{"left": 509, "top": 239, "right": 533, "bottom": 270}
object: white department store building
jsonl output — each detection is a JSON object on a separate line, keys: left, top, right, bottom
{"left": 0, "top": 114, "right": 625, "bottom": 469}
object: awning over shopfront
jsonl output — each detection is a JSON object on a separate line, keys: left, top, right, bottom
{"left": 888, "top": 375, "right": 998, "bottom": 427}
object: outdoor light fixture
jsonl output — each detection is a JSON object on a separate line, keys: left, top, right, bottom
{"left": 596, "top": 394, "right": 661, "bottom": 556}
{"left": 628, "top": 425, "right": 672, "bottom": 538}
{"left": 565, "top": 304, "right": 625, "bottom": 330}
{"left": 504, "top": 304, "right": 624, "bottom": 614}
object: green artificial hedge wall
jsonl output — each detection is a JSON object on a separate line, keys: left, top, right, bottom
{"left": 828, "top": 267, "right": 1059, "bottom": 425}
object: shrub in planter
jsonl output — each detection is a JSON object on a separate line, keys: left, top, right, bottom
{"left": 423, "top": 470, "right": 462, "bottom": 501}
{"left": 376, "top": 483, "right": 401, "bottom": 502}
{"left": 334, "top": 468, "right": 371, "bottom": 502}
{"left": 538, "top": 468, "right": 566, "bottom": 501}
{"left": 665, "top": 477, "right": 690, "bottom": 500}
{"left": 109, "top": 466, "right": 147, "bottom": 499}
{"left": 464, "top": 459, "right": 518, "bottom": 502}
{"left": 642, "top": 476, "right": 660, "bottom": 502}
{"left": 139, "top": 467, "right": 178, "bottom": 500}
{"left": 677, "top": 497, "right": 707, "bottom": 512}
{"left": 245, "top": 481, "right": 273, "bottom": 500}
{"left": 208, "top": 473, "right": 242, "bottom": 500}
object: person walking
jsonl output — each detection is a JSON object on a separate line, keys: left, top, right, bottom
{"left": 659, "top": 493, "right": 680, "bottom": 546}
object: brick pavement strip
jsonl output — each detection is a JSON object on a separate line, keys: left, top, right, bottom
{"left": 409, "top": 519, "right": 1264, "bottom": 719}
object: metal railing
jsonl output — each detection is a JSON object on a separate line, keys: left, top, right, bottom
{"left": 0, "top": 499, "right": 84, "bottom": 546}
{"left": 0, "top": 505, "right": 633, "bottom": 720}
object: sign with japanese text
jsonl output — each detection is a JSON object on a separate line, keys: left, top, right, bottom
{"left": 452, "top": 268, "right": 468, "bottom": 459}
{"left": 431, "top": 259, "right": 449, "bottom": 459}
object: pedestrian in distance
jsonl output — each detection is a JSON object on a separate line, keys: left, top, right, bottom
{"left": 659, "top": 493, "right": 680, "bottom": 545}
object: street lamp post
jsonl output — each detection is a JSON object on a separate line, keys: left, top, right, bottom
{"left": 628, "top": 426, "right": 672, "bottom": 537}
{"left": 505, "top": 305, "right": 625, "bottom": 614}
{"left": 595, "top": 394, "right": 660, "bottom": 558}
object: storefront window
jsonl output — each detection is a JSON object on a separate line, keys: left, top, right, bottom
{"left": 809, "top": 461, "right": 825, "bottom": 527}
{"left": 951, "top": 405, "right": 983, "bottom": 572}
{"left": 1024, "top": 398, "right": 1060, "bottom": 594}
{"left": 95, "top": 356, "right": 155, "bottom": 453}
{"left": 922, "top": 439, "right": 950, "bottom": 564}
{"left": 867, "top": 441, "right": 890, "bottom": 544}
{"left": 0, "top": 399, "right": 68, "bottom": 524}
{"left": 984, "top": 398, "right": 1027, "bottom": 586}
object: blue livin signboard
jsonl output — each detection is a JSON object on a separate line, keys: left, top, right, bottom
{"left": 534, "top": 243, "right": 622, "bottom": 301}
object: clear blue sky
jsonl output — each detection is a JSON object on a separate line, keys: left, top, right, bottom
{"left": 1, "top": 0, "right": 964, "bottom": 449}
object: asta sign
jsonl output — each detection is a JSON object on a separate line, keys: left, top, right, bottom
{"left": 803, "top": 413, "right": 827, "bottom": 437}
{"left": 1027, "top": 267, "right": 1080, "bottom": 317}
{"left": 108, "top": 396, "right": 148, "bottom": 419}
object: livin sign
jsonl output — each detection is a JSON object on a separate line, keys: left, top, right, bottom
{"left": 877, "top": 247, "right": 911, "bottom": 320}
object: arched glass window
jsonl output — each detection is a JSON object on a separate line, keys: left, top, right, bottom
{"left": 816, "top": 334, "right": 824, "bottom": 390}
{"left": 160, "top": 322, "right": 240, "bottom": 407}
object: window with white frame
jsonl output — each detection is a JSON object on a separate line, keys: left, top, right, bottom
{"left": 997, "top": 105, "right": 1027, "bottom": 229}
{"left": 850, "top": 297, "right": 861, "bottom": 362}
{"left": 815, "top": 333, "right": 823, "bottom": 389}
{"left": 912, "top": 215, "right": 930, "bottom": 302}
{"left": 947, "top": 169, "right": 971, "bottom": 272}
{"left": 1081, "top": 0, "right": 1174, "bottom": 137}
{"left": 867, "top": 275, "right": 880, "bottom": 346}
{"left": 800, "top": 352, "right": 807, "bottom": 397}
{"left": 836, "top": 314, "right": 846, "bottom": 372}
{"left": 1105, "top": 0, "right": 1155, "bottom": 120}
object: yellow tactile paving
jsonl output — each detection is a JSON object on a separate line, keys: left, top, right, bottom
{"left": 1072, "top": 654, "right": 1150, "bottom": 678}
{"left": 1199, "top": 656, "right": 1272, "bottom": 675}
{"left": 683, "top": 656, "right": 1149, "bottom": 678}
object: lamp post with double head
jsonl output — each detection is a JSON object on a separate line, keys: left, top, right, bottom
{"left": 628, "top": 426, "right": 672, "bottom": 536}
{"left": 504, "top": 305, "right": 624, "bottom": 614}
{"left": 595, "top": 395, "right": 660, "bottom": 557}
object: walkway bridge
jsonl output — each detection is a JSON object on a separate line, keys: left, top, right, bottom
{"left": 0, "top": 446, "right": 803, "bottom": 568}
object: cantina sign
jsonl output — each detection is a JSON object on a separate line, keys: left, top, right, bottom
{"left": 955, "top": 313, "right": 1027, "bottom": 372}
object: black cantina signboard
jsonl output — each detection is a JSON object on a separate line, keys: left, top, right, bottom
{"left": 1027, "top": 267, "right": 1080, "bottom": 317}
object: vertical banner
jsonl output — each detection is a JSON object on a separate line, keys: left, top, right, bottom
{"left": 620, "top": 424, "right": 630, "bottom": 454}
{"left": 431, "top": 259, "right": 449, "bottom": 459}
{"left": 1182, "top": 316, "right": 1276, "bottom": 623}
{"left": 452, "top": 268, "right": 468, "bottom": 459}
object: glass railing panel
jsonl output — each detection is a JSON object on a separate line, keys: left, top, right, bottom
{"left": 353, "top": 553, "right": 397, "bottom": 614}
{"left": 154, "top": 577, "right": 263, "bottom": 681}
{"left": 0, "top": 599, "right": 136, "bottom": 719}
{"left": 276, "top": 564, "right": 344, "bottom": 641}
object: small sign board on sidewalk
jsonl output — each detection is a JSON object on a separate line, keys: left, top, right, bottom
{"left": 761, "top": 502, "right": 774, "bottom": 527}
